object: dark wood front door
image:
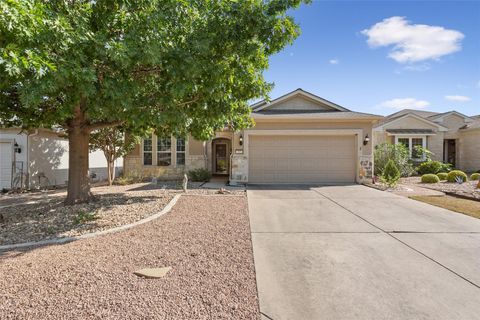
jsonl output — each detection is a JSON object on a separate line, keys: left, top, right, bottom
{"left": 444, "top": 139, "right": 456, "bottom": 167}
{"left": 214, "top": 143, "right": 229, "bottom": 174}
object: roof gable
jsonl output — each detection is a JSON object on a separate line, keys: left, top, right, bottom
{"left": 374, "top": 113, "right": 448, "bottom": 132}
{"left": 429, "top": 111, "right": 474, "bottom": 123}
{"left": 252, "top": 89, "right": 350, "bottom": 112}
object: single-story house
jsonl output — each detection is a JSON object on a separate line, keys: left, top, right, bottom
{"left": 374, "top": 109, "right": 480, "bottom": 172}
{"left": 124, "top": 89, "right": 383, "bottom": 184}
{"left": 0, "top": 128, "right": 122, "bottom": 190}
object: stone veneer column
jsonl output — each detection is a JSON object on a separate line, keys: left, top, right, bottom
{"left": 230, "top": 155, "right": 248, "bottom": 184}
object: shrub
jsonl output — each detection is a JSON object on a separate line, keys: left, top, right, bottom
{"left": 374, "top": 143, "right": 414, "bottom": 177}
{"left": 416, "top": 161, "right": 442, "bottom": 175}
{"left": 438, "top": 163, "right": 453, "bottom": 173}
{"left": 380, "top": 159, "right": 401, "bottom": 188}
{"left": 188, "top": 168, "right": 212, "bottom": 182}
{"left": 436, "top": 172, "right": 448, "bottom": 181}
{"left": 470, "top": 173, "right": 480, "bottom": 181}
{"left": 421, "top": 174, "right": 440, "bottom": 184}
{"left": 446, "top": 170, "right": 468, "bottom": 183}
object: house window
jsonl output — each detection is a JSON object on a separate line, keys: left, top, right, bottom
{"left": 143, "top": 137, "right": 153, "bottom": 165}
{"left": 395, "top": 136, "right": 426, "bottom": 160}
{"left": 157, "top": 137, "right": 172, "bottom": 166}
{"left": 176, "top": 137, "right": 186, "bottom": 166}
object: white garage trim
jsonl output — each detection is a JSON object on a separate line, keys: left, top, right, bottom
{"left": 244, "top": 129, "right": 364, "bottom": 183}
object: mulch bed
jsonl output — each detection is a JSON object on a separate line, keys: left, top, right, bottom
{"left": 0, "top": 195, "right": 259, "bottom": 319}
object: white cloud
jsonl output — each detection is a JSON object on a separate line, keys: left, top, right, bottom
{"left": 380, "top": 98, "right": 430, "bottom": 109}
{"left": 361, "top": 16, "right": 464, "bottom": 63}
{"left": 329, "top": 59, "right": 339, "bottom": 65}
{"left": 445, "top": 95, "right": 471, "bottom": 102}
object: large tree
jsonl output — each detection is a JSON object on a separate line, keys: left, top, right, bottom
{"left": 0, "top": 0, "right": 305, "bottom": 204}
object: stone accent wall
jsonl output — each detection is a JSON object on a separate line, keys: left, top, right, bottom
{"left": 359, "top": 155, "right": 373, "bottom": 183}
{"left": 427, "top": 133, "right": 444, "bottom": 162}
{"left": 124, "top": 154, "right": 206, "bottom": 180}
{"left": 230, "top": 155, "right": 248, "bottom": 184}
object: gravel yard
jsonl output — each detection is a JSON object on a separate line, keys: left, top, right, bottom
{"left": 0, "top": 182, "right": 245, "bottom": 246}
{"left": 400, "top": 176, "right": 480, "bottom": 200}
{"left": 0, "top": 195, "right": 259, "bottom": 319}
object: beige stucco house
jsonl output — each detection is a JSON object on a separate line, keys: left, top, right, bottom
{"left": 124, "top": 89, "right": 383, "bottom": 184}
{"left": 374, "top": 109, "right": 480, "bottom": 172}
{"left": 0, "top": 128, "right": 121, "bottom": 190}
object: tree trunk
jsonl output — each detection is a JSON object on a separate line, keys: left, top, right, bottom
{"left": 107, "top": 157, "right": 115, "bottom": 186}
{"left": 65, "top": 106, "right": 93, "bottom": 205}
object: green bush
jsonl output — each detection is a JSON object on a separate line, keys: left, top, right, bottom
{"left": 436, "top": 172, "right": 448, "bottom": 181}
{"left": 374, "top": 143, "right": 414, "bottom": 177}
{"left": 446, "top": 170, "right": 468, "bottom": 183}
{"left": 416, "top": 161, "right": 442, "bottom": 175}
{"left": 470, "top": 173, "right": 480, "bottom": 181}
{"left": 438, "top": 163, "right": 453, "bottom": 173}
{"left": 421, "top": 174, "right": 440, "bottom": 184}
{"left": 188, "top": 168, "right": 212, "bottom": 182}
{"left": 380, "top": 159, "right": 401, "bottom": 187}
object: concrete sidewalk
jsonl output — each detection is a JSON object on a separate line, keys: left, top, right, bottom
{"left": 248, "top": 184, "right": 480, "bottom": 320}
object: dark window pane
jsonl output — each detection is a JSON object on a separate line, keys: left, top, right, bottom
{"left": 157, "top": 153, "right": 171, "bottom": 166}
{"left": 398, "top": 138, "right": 409, "bottom": 149}
{"left": 143, "top": 152, "right": 152, "bottom": 165}
{"left": 176, "top": 137, "right": 185, "bottom": 152}
{"left": 157, "top": 137, "right": 171, "bottom": 151}
{"left": 176, "top": 153, "right": 185, "bottom": 166}
{"left": 143, "top": 138, "right": 152, "bottom": 152}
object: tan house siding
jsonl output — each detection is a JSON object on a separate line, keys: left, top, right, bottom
{"left": 441, "top": 114, "right": 468, "bottom": 139}
{"left": 459, "top": 130, "right": 480, "bottom": 172}
{"left": 426, "top": 133, "right": 444, "bottom": 162}
{"left": 265, "top": 96, "right": 333, "bottom": 111}
{"left": 383, "top": 116, "right": 437, "bottom": 130}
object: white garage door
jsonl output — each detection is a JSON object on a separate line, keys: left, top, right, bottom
{"left": 0, "top": 142, "right": 13, "bottom": 189}
{"left": 248, "top": 135, "right": 356, "bottom": 184}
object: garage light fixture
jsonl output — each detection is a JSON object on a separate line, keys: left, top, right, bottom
{"left": 363, "top": 134, "right": 370, "bottom": 146}
{"left": 239, "top": 134, "right": 243, "bottom": 146}
{"left": 14, "top": 142, "right": 22, "bottom": 154}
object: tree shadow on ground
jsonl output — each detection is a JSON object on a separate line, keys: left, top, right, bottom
{"left": 0, "top": 192, "right": 165, "bottom": 257}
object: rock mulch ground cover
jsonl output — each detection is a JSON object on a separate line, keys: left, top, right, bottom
{"left": 0, "top": 182, "right": 245, "bottom": 246}
{"left": 400, "top": 176, "right": 480, "bottom": 201}
{"left": 0, "top": 195, "right": 259, "bottom": 319}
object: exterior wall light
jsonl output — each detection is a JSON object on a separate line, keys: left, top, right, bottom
{"left": 363, "top": 134, "right": 370, "bottom": 146}
{"left": 14, "top": 142, "right": 22, "bottom": 153}
{"left": 239, "top": 134, "right": 243, "bottom": 146}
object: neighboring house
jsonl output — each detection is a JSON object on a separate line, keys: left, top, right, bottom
{"left": 0, "top": 128, "right": 122, "bottom": 190}
{"left": 124, "top": 89, "right": 383, "bottom": 184}
{"left": 374, "top": 109, "right": 480, "bottom": 172}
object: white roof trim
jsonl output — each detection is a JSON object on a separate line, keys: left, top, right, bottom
{"left": 252, "top": 89, "right": 350, "bottom": 112}
{"left": 375, "top": 113, "right": 449, "bottom": 131}
{"left": 430, "top": 111, "right": 475, "bottom": 123}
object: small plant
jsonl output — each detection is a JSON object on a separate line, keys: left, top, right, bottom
{"left": 446, "top": 170, "right": 468, "bottom": 183}
{"left": 421, "top": 174, "right": 440, "bottom": 184}
{"left": 74, "top": 211, "right": 98, "bottom": 225}
{"left": 436, "top": 172, "right": 448, "bottom": 181}
{"left": 187, "top": 168, "right": 212, "bottom": 182}
{"left": 380, "top": 159, "right": 401, "bottom": 188}
{"left": 439, "top": 163, "right": 453, "bottom": 173}
{"left": 374, "top": 143, "right": 414, "bottom": 177}
{"left": 470, "top": 173, "right": 480, "bottom": 181}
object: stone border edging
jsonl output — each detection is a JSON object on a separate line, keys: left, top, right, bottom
{"left": 0, "top": 194, "right": 182, "bottom": 252}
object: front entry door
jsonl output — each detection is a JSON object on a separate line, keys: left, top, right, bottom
{"left": 214, "top": 143, "right": 229, "bottom": 174}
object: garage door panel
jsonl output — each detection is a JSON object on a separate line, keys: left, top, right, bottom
{"left": 248, "top": 135, "right": 356, "bottom": 184}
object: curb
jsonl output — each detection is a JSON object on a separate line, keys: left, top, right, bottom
{"left": 0, "top": 194, "right": 182, "bottom": 252}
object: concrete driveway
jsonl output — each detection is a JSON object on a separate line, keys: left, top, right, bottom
{"left": 247, "top": 185, "right": 480, "bottom": 320}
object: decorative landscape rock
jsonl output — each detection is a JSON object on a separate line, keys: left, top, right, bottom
{"left": 134, "top": 267, "right": 172, "bottom": 279}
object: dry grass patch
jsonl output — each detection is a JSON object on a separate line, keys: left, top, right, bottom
{"left": 410, "top": 195, "right": 480, "bottom": 219}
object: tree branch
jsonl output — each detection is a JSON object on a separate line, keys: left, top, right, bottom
{"left": 86, "top": 120, "right": 124, "bottom": 132}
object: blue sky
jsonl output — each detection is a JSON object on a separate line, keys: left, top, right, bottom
{"left": 264, "top": 0, "right": 480, "bottom": 116}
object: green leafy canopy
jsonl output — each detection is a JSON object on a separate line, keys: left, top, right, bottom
{"left": 0, "top": 0, "right": 307, "bottom": 139}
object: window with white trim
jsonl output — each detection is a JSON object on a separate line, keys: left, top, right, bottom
{"left": 394, "top": 136, "right": 426, "bottom": 160}
{"left": 176, "top": 137, "right": 186, "bottom": 166}
{"left": 157, "top": 137, "right": 172, "bottom": 166}
{"left": 143, "top": 137, "right": 153, "bottom": 165}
